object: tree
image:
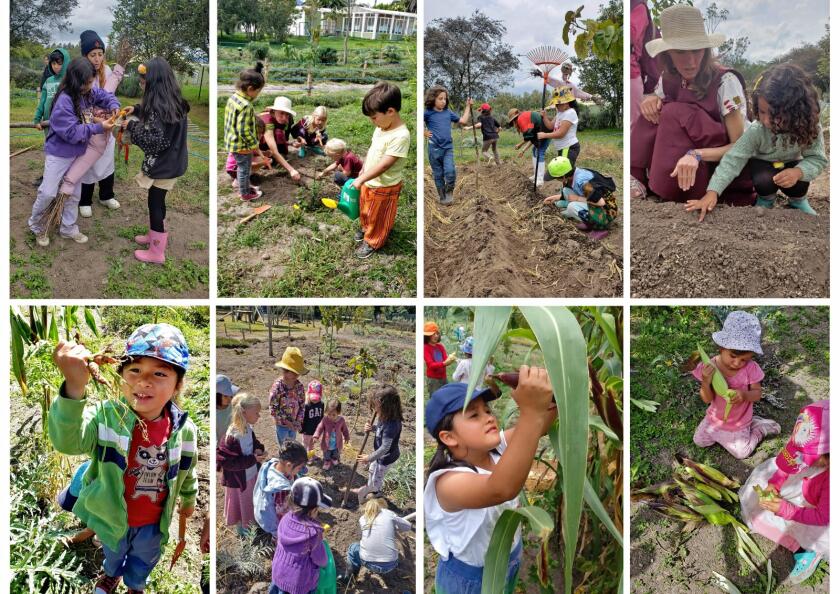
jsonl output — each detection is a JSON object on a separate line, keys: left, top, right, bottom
{"left": 10, "top": 0, "right": 80, "bottom": 47}
{"left": 111, "top": 0, "right": 209, "bottom": 73}
{"left": 424, "top": 11, "right": 519, "bottom": 108}
{"left": 260, "top": 0, "right": 296, "bottom": 43}
{"left": 563, "top": 0, "right": 622, "bottom": 64}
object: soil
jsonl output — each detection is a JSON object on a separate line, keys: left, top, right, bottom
{"left": 424, "top": 162, "right": 623, "bottom": 297}
{"left": 215, "top": 322, "right": 416, "bottom": 594}
{"left": 630, "top": 170, "right": 830, "bottom": 298}
{"left": 10, "top": 148, "right": 209, "bottom": 299}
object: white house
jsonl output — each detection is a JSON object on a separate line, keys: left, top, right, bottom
{"left": 289, "top": 5, "right": 416, "bottom": 40}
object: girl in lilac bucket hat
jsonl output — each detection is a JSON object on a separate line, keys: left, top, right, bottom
{"left": 739, "top": 400, "right": 829, "bottom": 584}
{"left": 691, "top": 311, "right": 781, "bottom": 459}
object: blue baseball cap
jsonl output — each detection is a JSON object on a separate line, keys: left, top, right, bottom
{"left": 425, "top": 382, "right": 499, "bottom": 435}
{"left": 216, "top": 375, "right": 240, "bottom": 397}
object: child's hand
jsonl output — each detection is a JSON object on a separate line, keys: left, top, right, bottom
{"left": 53, "top": 340, "right": 93, "bottom": 398}
{"left": 101, "top": 118, "right": 116, "bottom": 133}
{"left": 290, "top": 169, "right": 301, "bottom": 182}
{"left": 357, "top": 454, "right": 370, "bottom": 463}
{"left": 364, "top": 421, "right": 372, "bottom": 433}
{"left": 758, "top": 494, "right": 782, "bottom": 513}
{"left": 511, "top": 366, "right": 554, "bottom": 420}
{"left": 35, "top": 123, "right": 43, "bottom": 131}
{"left": 122, "top": 106, "right": 134, "bottom": 116}
{"left": 352, "top": 179, "right": 363, "bottom": 191}
{"left": 543, "top": 194, "right": 560, "bottom": 205}
{"left": 773, "top": 167, "right": 803, "bottom": 188}
{"left": 729, "top": 390, "right": 745, "bottom": 406}
{"left": 685, "top": 191, "right": 718, "bottom": 223}
{"left": 700, "top": 362, "right": 716, "bottom": 385}
{"left": 424, "top": 129, "right": 432, "bottom": 139}
{"left": 179, "top": 506, "right": 195, "bottom": 518}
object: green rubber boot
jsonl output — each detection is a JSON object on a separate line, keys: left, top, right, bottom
{"left": 789, "top": 198, "right": 817, "bottom": 215}
{"left": 755, "top": 196, "right": 775, "bottom": 209}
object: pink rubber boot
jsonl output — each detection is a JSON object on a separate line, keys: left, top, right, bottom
{"left": 135, "top": 223, "right": 166, "bottom": 245}
{"left": 134, "top": 230, "right": 167, "bottom": 264}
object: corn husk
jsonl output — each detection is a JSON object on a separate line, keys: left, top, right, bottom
{"left": 698, "top": 344, "right": 737, "bottom": 419}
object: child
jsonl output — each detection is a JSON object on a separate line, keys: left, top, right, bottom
{"left": 423, "top": 86, "right": 473, "bottom": 204}
{"left": 340, "top": 495, "right": 413, "bottom": 583}
{"left": 121, "top": 58, "right": 191, "bottom": 264}
{"left": 451, "top": 337, "right": 495, "bottom": 391}
{"left": 424, "top": 322, "right": 456, "bottom": 395}
{"left": 319, "top": 138, "right": 364, "bottom": 187}
{"left": 741, "top": 400, "right": 829, "bottom": 584}
{"left": 33, "top": 49, "right": 69, "bottom": 134}
{"left": 217, "top": 392, "right": 266, "bottom": 533}
{"left": 424, "top": 370, "right": 557, "bottom": 592}
{"left": 291, "top": 105, "right": 329, "bottom": 155}
{"left": 28, "top": 57, "right": 119, "bottom": 246}
{"left": 269, "top": 347, "right": 307, "bottom": 445}
{"left": 508, "top": 107, "right": 552, "bottom": 186}
{"left": 350, "top": 82, "right": 411, "bottom": 259}
{"left": 216, "top": 374, "right": 240, "bottom": 444}
{"left": 226, "top": 118, "right": 269, "bottom": 189}
{"left": 691, "top": 311, "right": 781, "bottom": 459}
{"left": 269, "top": 477, "right": 331, "bottom": 594}
{"left": 301, "top": 381, "right": 325, "bottom": 458}
{"left": 542, "top": 156, "right": 617, "bottom": 240}
{"left": 687, "top": 63, "right": 828, "bottom": 221}
{"left": 353, "top": 386, "right": 403, "bottom": 500}
{"left": 223, "top": 62, "right": 266, "bottom": 201}
{"left": 465, "top": 103, "right": 501, "bottom": 166}
{"left": 49, "top": 323, "right": 197, "bottom": 594}
{"left": 313, "top": 399, "right": 350, "bottom": 470}
{"left": 253, "top": 440, "right": 308, "bottom": 536}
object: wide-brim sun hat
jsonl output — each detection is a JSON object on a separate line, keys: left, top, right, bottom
{"left": 269, "top": 96, "right": 297, "bottom": 118}
{"left": 547, "top": 87, "right": 575, "bottom": 108}
{"left": 507, "top": 108, "right": 521, "bottom": 124}
{"left": 712, "top": 310, "right": 763, "bottom": 355}
{"left": 275, "top": 346, "right": 308, "bottom": 375}
{"left": 645, "top": 5, "right": 726, "bottom": 58}
{"left": 124, "top": 323, "right": 190, "bottom": 371}
{"left": 423, "top": 321, "right": 440, "bottom": 336}
{"left": 216, "top": 374, "right": 240, "bottom": 397}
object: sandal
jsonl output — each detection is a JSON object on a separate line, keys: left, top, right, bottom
{"left": 630, "top": 175, "right": 647, "bottom": 199}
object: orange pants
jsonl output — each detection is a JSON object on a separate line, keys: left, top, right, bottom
{"left": 360, "top": 182, "right": 401, "bottom": 250}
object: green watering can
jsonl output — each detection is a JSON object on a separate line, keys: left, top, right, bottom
{"left": 314, "top": 541, "right": 337, "bottom": 594}
{"left": 321, "top": 178, "right": 360, "bottom": 220}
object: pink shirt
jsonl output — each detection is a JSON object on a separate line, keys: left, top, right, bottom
{"left": 692, "top": 359, "right": 764, "bottom": 431}
{"left": 776, "top": 469, "right": 829, "bottom": 527}
{"left": 630, "top": 3, "right": 650, "bottom": 79}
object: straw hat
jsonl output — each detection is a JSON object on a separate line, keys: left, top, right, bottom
{"left": 269, "top": 96, "right": 297, "bottom": 117}
{"left": 507, "top": 108, "right": 521, "bottom": 124}
{"left": 645, "top": 5, "right": 726, "bottom": 58}
{"left": 275, "top": 346, "right": 308, "bottom": 375}
{"left": 547, "top": 87, "right": 575, "bottom": 108}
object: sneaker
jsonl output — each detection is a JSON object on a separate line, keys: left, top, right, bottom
{"left": 442, "top": 190, "right": 454, "bottom": 204}
{"left": 35, "top": 233, "right": 50, "bottom": 247}
{"left": 99, "top": 198, "right": 120, "bottom": 210}
{"left": 355, "top": 242, "right": 376, "bottom": 259}
{"left": 755, "top": 418, "right": 781, "bottom": 438}
{"left": 33, "top": 175, "right": 43, "bottom": 187}
{"left": 354, "top": 229, "right": 365, "bottom": 242}
{"left": 789, "top": 551, "right": 822, "bottom": 584}
{"left": 240, "top": 189, "right": 263, "bottom": 201}
{"left": 79, "top": 205, "right": 93, "bottom": 218}
{"left": 94, "top": 574, "right": 122, "bottom": 594}
{"left": 60, "top": 232, "right": 88, "bottom": 244}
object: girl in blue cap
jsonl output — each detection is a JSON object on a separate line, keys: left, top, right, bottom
{"left": 423, "top": 366, "right": 557, "bottom": 594}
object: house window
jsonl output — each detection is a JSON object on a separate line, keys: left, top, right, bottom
{"left": 365, "top": 15, "right": 375, "bottom": 32}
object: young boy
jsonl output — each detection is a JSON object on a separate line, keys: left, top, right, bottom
{"left": 542, "top": 156, "right": 617, "bottom": 240}
{"left": 319, "top": 138, "right": 364, "bottom": 188}
{"left": 351, "top": 81, "right": 411, "bottom": 259}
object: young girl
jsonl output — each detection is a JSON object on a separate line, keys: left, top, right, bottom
{"left": 687, "top": 63, "right": 828, "bottom": 221}
{"left": 270, "top": 477, "right": 331, "bottom": 594}
{"left": 269, "top": 347, "right": 307, "bottom": 445}
{"left": 223, "top": 62, "right": 266, "bottom": 201}
{"left": 465, "top": 103, "right": 501, "bottom": 165}
{"left": 301, "top": 380, "right": 325, "bottom": 460}
{"left": 424, "top": 322, "right": 456, "bottom": 395}
{"left": 543, "top": 156, "right": 617, "bottom": 240}
{"left": 253, "top": 440, "right": 308, "bottom": 536}
{"left": 340, "top": 495, "right": 413, "bottom": 583}
{"left": 424, "top": 368, "right": 556, "bottom": 593}
{"left": 49, "top": 323, "right": 197, "bottom": 594}
{"left": 216, "top": 374, "right": 240, "bottom": 444}
{"left": 28, "top": 57, "right": 119, "bottom": 246}
{"left": 353, "top": 386, "right": 403, "bottom": 500}
{"left": 740, "top": 400, "right": 828, "bottom": 584}
{"left": 217, "top": 392, "right": 266, "bottom": 533}
{"left": 451, "top": 337, "right": 495, "bottom": 391}
{"left": 319, "top": 138, "right": 364, "bottom": 187}
{"left": 692, "top": 311, "right": 781, "bottom": 459}
{"left": 291, "top": 106, "right": 329, "bottom": 155}
{"left": 313, "top": 399, "right": 350, "bottom": 470}
{"left": 121, "top": 58, "right": 191, "bottom": 264}
{"left": 423, "top": 86, "right": 473, "bottom": 204}
{"left": 226, "top": 118, "right": 269, "bottom": 189}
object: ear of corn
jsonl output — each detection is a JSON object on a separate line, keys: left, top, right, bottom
{"left": 697, "top": 344, "right": 737, "bottom": 420}
{"left": 711, "top": 571, "right": 743, "bottom": 594}
{"left": 752, "top": 485, "right": 777, "bottom": 501}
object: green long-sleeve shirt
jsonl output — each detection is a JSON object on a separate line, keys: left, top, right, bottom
{"left": 708, "top": 120, "right": 827, "bottom": 196}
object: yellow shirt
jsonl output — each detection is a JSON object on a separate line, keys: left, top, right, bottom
{"left": 364, "top": 124, "right": 410, "bottom": 188}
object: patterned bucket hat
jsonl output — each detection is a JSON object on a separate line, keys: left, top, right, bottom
{"left": 124, "top": 323, "right": 190, "bottom": 371}
{"left": 712, "top": 311, "right": 763, "bottom": 355}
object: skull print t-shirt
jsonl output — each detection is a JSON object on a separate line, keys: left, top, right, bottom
{"left": 125, "top": 414, "right": 172, "bottom": 527}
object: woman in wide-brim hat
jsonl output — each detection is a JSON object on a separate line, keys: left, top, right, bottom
{"left": 537, "top": 87, "right": 582, "bottom": 172}
{"left": 629, "top": 4, "right": 754, "bottom": 206}
{"left": 258, "top": 96, "right": 302, "bottom": 182}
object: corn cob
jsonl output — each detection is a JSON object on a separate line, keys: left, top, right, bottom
{"left": 676, "top": 455, "right": 741, "bottom": 489}
{"left": 752, "top": 485, "right": 777, "bottom": 501}
{"left": 698, "top": 344, "right": 737, "bottom": 420}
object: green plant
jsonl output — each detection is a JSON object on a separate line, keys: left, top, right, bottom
{"left": 320, "top": 307, "right": 344, "bottom": 359}
{"left": 248, "top": 41, "right": 270, "bottom": 61}
{"left": 347, "top": 347, "right": 377, "bottom": 432}
{"left": 382, "top": 450, "right": 415, "bottom": 507}
{"left": 316, "top": 47, "right": 338, "bottom": 64}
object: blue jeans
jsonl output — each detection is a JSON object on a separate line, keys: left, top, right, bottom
{"left": 428, "top": 144, "right": 456, "bottom": 195}
{"left": 532, "top": 139, "right": 549, "bottom": 162}
{"left": 102, "top": 524, "right": 163, "bottom": 590}
{"left": 334, "top": 171, "right": 349, "bottom": 188}
{"left": 233, "top": 152, "right": 252, "bottom": 196}
{"left": 346, "top": 541, "right": 399, "bottom": 575}
{"left": 435, "top": 541, "right": 521, "bottom": 594}
{"left": 276, "top": 425, "right": 297, "bottom": 444}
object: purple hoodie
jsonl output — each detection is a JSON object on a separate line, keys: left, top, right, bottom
{"left": 271, "top": 511, "right": 327, "bottom": 594}
{"left": 45, "top": 88, "right": 120, "bottom": 158}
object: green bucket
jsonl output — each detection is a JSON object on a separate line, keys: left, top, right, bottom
{"left": 337, "top": 178, "right": 360, "bottom": 220}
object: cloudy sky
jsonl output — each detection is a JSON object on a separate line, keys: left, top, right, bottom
{"left": 52, "top": 0, "right": 116, "bottom": 45}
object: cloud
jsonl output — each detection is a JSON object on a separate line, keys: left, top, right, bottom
{"left": 52, "top": 0, "right": 116, "bottom": 45}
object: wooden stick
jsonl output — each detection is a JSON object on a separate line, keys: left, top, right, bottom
{"left": 11, "top": 121, "right": 48, "bottom": 128}
{"left": 11, "top": 145, "right": 37, "bottom": 158}
{"left": 341, "top": 412, "right": 377, "bottom": 507}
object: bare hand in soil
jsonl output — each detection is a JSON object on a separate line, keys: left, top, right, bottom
{"left": 670, "top": 154, "right": 699, "bottom": 191}
{"left": 685, "top": 191, "right": 718, "bottom": 222}
{"left": 773, "top": 167, "right": 803, "bottom": 188}
{"left": 640, "top": 95, "right": 662, "bottom": 124}
{"left": 543, "top": 195, "right": 559, "bottom": 205}
{"left": 290, "top": 169, "right": 301, "bottom": 182}
{"left": 53, "top": 340, "right": 93, "bottom": 398}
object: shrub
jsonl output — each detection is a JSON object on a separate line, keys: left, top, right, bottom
{"left": 248, "top": 42, "right": 270, "bottom": 62}
{"left": 317, "top": 47, "right": 338, "bottom": 65}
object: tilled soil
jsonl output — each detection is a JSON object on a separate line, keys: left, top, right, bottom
{"left": 630, "top": 171, "right": 830, "bottom": 298}
{"left": 424, "top": 162, "right": 622, "bottom": 297}
{"left": 215, "top": 324, "right": 416, "bottom": 594}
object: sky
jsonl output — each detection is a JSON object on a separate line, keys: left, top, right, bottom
{"left": 52, "top": 0, "right": 117, "bottom": 46}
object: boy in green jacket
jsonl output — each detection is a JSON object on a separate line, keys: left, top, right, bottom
{"left": 33, "top": 48, "right": 70, "bottom": 131}
{"left": 50, "top": 323, "right": 198, "bottom": 594}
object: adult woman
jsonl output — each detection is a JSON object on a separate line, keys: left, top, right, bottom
{"left": 78, "top": 30, "right": 123, "bottom": 217}
{"left": 258, "top": 96, "right": 302, "bottom": 182}
{"left": 537, "top": 87, "right": 581, "bottom": 171}
{"left": 629, "top": 5, "right": 754, "bottom": 205}
{"left": 508, "top": 108, "right": 552, "bottom": 186}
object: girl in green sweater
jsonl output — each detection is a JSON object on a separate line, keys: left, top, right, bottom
{"left": 687, "top": 63, "right": 827, "bottom": 221}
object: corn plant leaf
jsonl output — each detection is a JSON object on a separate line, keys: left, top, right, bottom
{"left": 591, "top": 307, "right": 622, "bottom": 360}
{"left": 10, "top": 312, "right": 27, "bottom": 396}
{"left": 464, "top": 307, "right": 512, "bottom": 411}
{"left": 502, "top": 328, "right": 537, "bottom": 344}
{"left": 589, "top": 415, "right": 619, "bottom": 441}
{"left": 47, "top": 314, "right": 58, "bottom": 343}
{"left": 84, "top": 308, "right": 100, "bottom": 337}
{"left": 481, "top": 507, "right": 554, "bottom": 594}
{"left": 711, "top": 571, "right": 743, "bottom": 594}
